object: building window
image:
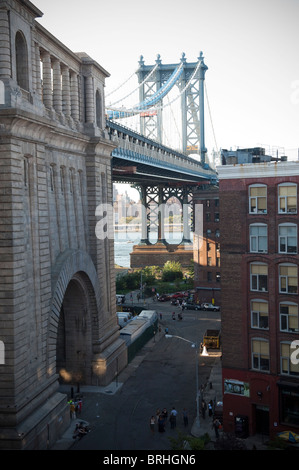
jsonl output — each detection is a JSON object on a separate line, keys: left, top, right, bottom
{"left": 250, "top": 263, "right": 268, "bottom": 291}
{"left": 60, "top": 167, "right": 64, "bottom": 193}
{"left": 279, "top": 264, "right": 298, "bottom": 294}
{"left": 207, "top": 272, "right": 212, "bottom": 282}
{"left": 215, "top": 229, "right": 220, "bottom": 238}
{"left": 280, "top": 303, "right": 299, "bottom": 332}
{"left": 249, "top": 184, "right": 267, "bottom": 214}
{"left": 280, "top": 388, "right": 299, "bottom": 426}
{"left": 278, "top": 183, "right": 297, "bottom": 214}
{"left": 249, "top": 224, "right": 267, "bottom": 253}
{"left": 251, "top": 300, "right": 269, "bottom": 329}
{"left": 278, "top": 223, "right": 297, "bottom": 254}
{"left": 281, "top": 343, "right": 299, "bottom": 376}
{"left": 15, "top": 31, "right": 29, "bottom": 91}
{"left": 24, "top": 158, "right": 29, "bottom": 188}
{"left": 216, "top": 272, "right": 221, "bottom": 282}
{"left": 215, "top": 213, "right": 219, "bottom": 222}
{"left": 252, "top": 339, "right": 270, "bottom": 371}
{"left": 206, "top": 213, "right": 211, "bottom": 222}
{"left": 49, "top": 165, "right": 55, "bottom": 192}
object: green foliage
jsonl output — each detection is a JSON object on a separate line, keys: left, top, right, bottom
{"left": 168, "top": 431, "right": 210, "bottom": 450}
{"left": 162, "top": 260, "right": 183, "bottom": 282}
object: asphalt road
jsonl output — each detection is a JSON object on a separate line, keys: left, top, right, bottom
{"left": 71, "top": 298, "right": 221, "bottom": 451}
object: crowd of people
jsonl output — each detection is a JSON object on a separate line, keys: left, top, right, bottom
{"left": 150, "top": 406, "right": 188, "bottom": 434}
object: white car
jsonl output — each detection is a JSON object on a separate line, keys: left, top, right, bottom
{"left": 201, "top": 302, "right": 220, "bottom": 311}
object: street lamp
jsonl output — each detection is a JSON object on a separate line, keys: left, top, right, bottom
{"left": 165, "top": 334, "right": 200, "bottom": 430}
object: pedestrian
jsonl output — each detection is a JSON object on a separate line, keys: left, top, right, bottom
{"left": 213, "top": 418, "right": 220, "bottom": 438}
{"left": 150, "top": 416, "right": 155, "bottom": 433}
{"left": 70, "top": 402, "right": 76, "bottom": 420}
{"left": 77, "top": 399, "right": 82, "bottom": 414}
{"left": 208, "top": 400, "right": 213, "bottom": 417}
{"left": 201, "top": 399, "right": 207, "bottom": 419}
{"left": 170, "top": 407, "right": 177, "bottom": 429}
{"left": 159, "top": 313, "right": 162, "bottom": 320}
{"left": 130, "top": 293, "right": 133, "bottom": 302}
{"left": 158, "top": 414, "right": 165, "bottom": 433}
{"left": 183, "top": 408, "right": 188, "bottom": 427}
{"left": 137, "top": 293, "right": 140, "bottom": 302}
{"left": 161, "top": 407, "right": 168, "bottom": 420}
{"left": 172, "top": 311, "right": 176, "bottom": 320}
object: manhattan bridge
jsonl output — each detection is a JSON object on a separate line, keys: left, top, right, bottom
{"left": 105, "top": 52, "right": 218, "bottom": 267}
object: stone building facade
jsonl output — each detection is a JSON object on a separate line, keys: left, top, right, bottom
{"left": 0, "top": 0, "right": 127, "bottom": 449}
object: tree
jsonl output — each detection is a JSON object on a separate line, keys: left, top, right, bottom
{"left": 162, "top": 261, "right": 183, "bottom": 282}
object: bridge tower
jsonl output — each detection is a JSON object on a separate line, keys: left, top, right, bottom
{"left": 0, "top": 0, "right": 127, "bottom": 449}
{"left": 137, "top": 53, "right": 208, "bottom": 164}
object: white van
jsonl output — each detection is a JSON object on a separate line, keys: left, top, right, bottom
{"left": 117, "top": 311, "right": 132, "bottom": 328}
{"left": 137, "top": 310, "right": 158, "bottom": 325}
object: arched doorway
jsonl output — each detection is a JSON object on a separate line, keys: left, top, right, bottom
{"left": 56, "top": 271, "right": 96, "bottom": 386}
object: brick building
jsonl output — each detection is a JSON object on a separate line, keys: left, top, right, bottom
{"left": 218, "top": 155, "right": 299, "bottom": 439}
{"left": 193, "top": 184, "right": 221, "bottom": 305}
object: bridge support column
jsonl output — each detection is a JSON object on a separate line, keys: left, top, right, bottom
{"left": 180, "top": 188, "right": 192, "bottom": 246}
{"left": 139, "top": 185, "right": 149, "bottom": 245}
{"left": 157, "top": 185, "right": 167, "bottom": 246}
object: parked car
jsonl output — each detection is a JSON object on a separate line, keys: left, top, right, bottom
{"left": 201, "top": 302, "right": 220, "bottom": 311}
{"left": 171, "top": 292, "right": 188, "bottom": 299}
{"left": 158, "top": 294, "right": 171, "bottom": 302}
{"left": 182, "top": 302, "right": 201, "bottom": 311}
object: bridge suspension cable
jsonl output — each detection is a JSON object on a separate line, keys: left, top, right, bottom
{"left": 106, "top": 70, "right": 137, "bottom": 98}
{"left": 205, "top": 82, "right": 218, "bottom": 153}
{"left": 106, "top": 63, "right": 159, "bottom": 107}
{"left": 106, "top": 59, "right": 201, "bottom": 119}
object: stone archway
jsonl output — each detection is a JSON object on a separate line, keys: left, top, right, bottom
{"left": 48, "top": 250, "right": 102, "bottom": 385}
{"left": 56, "top": 272, "right": 95, "bottom": 385}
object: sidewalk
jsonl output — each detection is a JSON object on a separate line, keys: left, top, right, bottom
{"left": 191, "top": 352, "right": 223, "bottom": 441}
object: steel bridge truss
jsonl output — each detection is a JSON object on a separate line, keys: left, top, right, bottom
{"left": 137, "top": 53, "right": 208, "bottom": 160}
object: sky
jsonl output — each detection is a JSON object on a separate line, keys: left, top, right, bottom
{"left": 34, "top": 0, "right": 299, "bottom": 164}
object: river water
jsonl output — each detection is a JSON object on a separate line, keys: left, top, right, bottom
{"left": 114, "top": 229, "right": 190, "bottom": 268}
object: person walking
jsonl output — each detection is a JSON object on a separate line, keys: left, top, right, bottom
{"left": 201, "top": 399, "right": 207, "bottom": 419}
{"left": 208, "top": 400, "right": 213, "bottom": 417}
{"left": 70, "top": 402, "right": 76, "bottom": 420}
{"left": 182, "top": 408, "right": 188, "bottom": 427}
{"left": 213, "top": 418, "right": 221, "bottom": 438}
{"left": 150, "top": 416, "right": 155, "bottom": 433}
{"left": 170, "top": 407, "right": 177, "bottom": 429}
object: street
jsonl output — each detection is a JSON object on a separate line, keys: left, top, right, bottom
{"left": 70, "top": 297, "right": 221, "bottom": 450}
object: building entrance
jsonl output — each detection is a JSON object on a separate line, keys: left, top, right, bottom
{"left": 56, "top": 274, "right": 94, "bottom": 386}
{"left": 255, "top": 405, "right": 269, "bottom": 435}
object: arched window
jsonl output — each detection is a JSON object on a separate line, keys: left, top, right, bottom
{"left": 249, "top": 184, "right": 267, "bottom": 214}
{"left": 15, "top": 31, "right": 29, "bottom": 91}
{"left": 249, "top": 223, "right": 267, "bottom": 253}
{"left": 278, "top": 183, "right": 297, "bottom": 214}
{"left": 278, "top": 223, "right": 297, "bottom": 254}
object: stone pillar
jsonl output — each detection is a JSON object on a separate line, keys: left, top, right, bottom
{"left": 85, "top": 74, "right": 94, "bottom": 124}
{"left": 41, "top": 51, "right": 52, "bottom": 109}
{"left": 70, "top": 71, "right": 79, "bottom": 121}
{"left": 34, "top": 43, "right": 42, "bottom": 99}
{"left": 61, "top": 65, "right": 71, "bottom": 119}
{"left": 0, "top": 6, "right": 11, "bottom": 79}
{"left": 52, "top": 59, "right": 62, "bottom": 115}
